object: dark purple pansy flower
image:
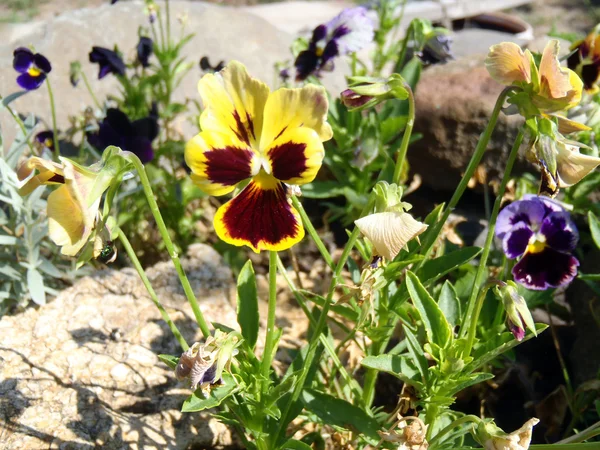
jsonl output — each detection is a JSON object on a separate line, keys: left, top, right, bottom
{"left": 419, "top": 34, "right": 454, "bottom": 65}
{"left": 13, "top": 47, "right": 52, "bottom": 91}
{"left": 136, "top": 37, "right": 153, "bottom": 68}
{"left": 294, "top": 7, "right": 374, "bottom": 81}
{"left": 35, "top": 130, "right": 55, "bottom": 152}
{"left": 496, "top": 195, "right": 579, "bottom": 290}
{"left": 88, "top": 108, "right": 159, "bottom": 164}
{"left": 89, "top": 47, "right": 126, "bottom": 79}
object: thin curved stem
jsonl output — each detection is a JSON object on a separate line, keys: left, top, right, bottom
{"left": 260, "top": 251, "right": 279, "bottom": 396}
{"left": 127, "top": 153, "right": 211, "bottom": 337}
{"left": 415, "top": 87, "right": 514, "bottom": 268}
{"left": 81, "top": 71, "right": 101, "bottom": 110}
{"left": 461, "top": 128, "right": 524, "bottom": 354}
{"left": 392, "top": 83, "right": 415, "bottom": 185}
{"left": 292, "top": 195, "right": 334, "bottom": 269}
{"left": 3, "top": 101, "right": 35, "bottom": 154}
{"left": 117, "top": 227, "right": 188, "bottom": 350}
{"left": 428, "top": 414, "right": 480, "bottom": 448}
{"left": 46, "top": 79, "right": 60, "bottom": 158}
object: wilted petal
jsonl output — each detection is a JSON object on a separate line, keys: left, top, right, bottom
{"left": 355, "top": 211, "right": 427, "bottom": 261}
{"left": 47, "top": 185, "right": 93, "bottom": 256}
{"left": 539, "top": 40, "right": 574, "bottom": 100}
{"left": 555, "top": 141, "right": 600, "bottom": 187}
{"left": 214, "top": 174, "right": 304, "bottom": 252}
{"left": 17, "top": 157, "right": 65, "bottom": 196}
{"left": 485, "top": 42, "right": 532, "bottom": 85}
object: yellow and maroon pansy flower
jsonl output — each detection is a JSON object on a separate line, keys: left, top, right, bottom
{"left": 185, "top": 61, "right": 332, "bottom": 252}
{"left": 485, "top": 40, "right": 584, "bottom": 117}
{"left": 568, "top": 27, "right": 600, "bottom": 93}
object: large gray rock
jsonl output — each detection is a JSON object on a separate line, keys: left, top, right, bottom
{"left": 0, "top": 244, "right": 240, "bottom": 449}
{"left": 0, "top": 1, "right": 295, "bottom": 144}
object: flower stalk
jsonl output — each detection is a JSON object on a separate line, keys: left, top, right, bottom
{"left": 260, "top": 251, "right": 279, "bottom": 397}
{"left": 46, "top": 79, "right": 60, "bottom": 158}
{"left": 392, "top": 82, "right": 415, "bottom": 185}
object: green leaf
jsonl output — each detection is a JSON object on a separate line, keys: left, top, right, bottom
{"left": 27, "top": 268, "right": 46, "bottom": 305}
{"left": 282, "top": 440, "right": 314, "bottom": 450}
{"left": 181, "top": 373, "right": 240, "bottom": 412}
{"left": 236, "top": 260, "right": 259, "bottom": 349}
{"left": 0, "top": 91, "right": 29, "bottom": 110}
{"left": 406, "top": 271, "right": 453, "bottom": 347}
{"left": 403, "top": 326, "right": 429, "bottom": 382}
{"left": 0, "top": 235, "right": 17, "bottom": 245}
{"left": 158, "top": 354, "right": 179, "bottom": 370}
{"left": 438, "top": 280, "right": 461, "bottom": 327}
{"left": 588, "top": 211, "right": 600, "bottom": 249}
{"left": 419, "top": 247, "right": 481, "bottom": 281}
{"left": 301, "top": 389, "right": 381, "bottom": 441}
{"left": 302, "top": 181, "right": 347, "bottom": 199}
{"left": 361, "top": 354, "right": 420, "bottom": 385}
{"left": 444, "top": 372, "right": 494, "bottom": 396}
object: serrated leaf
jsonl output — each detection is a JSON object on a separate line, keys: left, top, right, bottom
{"left": 158, "top": 354, "right": 179, "bottom": 370}
{"left": 236, "top": 260, "right": 259, "bottom": 349}
{"left": 27, "top": 268, "right": 46, "bottom": 305}
{"left": 588, "top": 211, "right": 600, "bottom": 249}
{"left": 181, "top": 373, "right": 240, "bottom": 412}
{"left": 438, "top": 280, "right": 461, "bottom": 327}
{"left": 301, "top": 389, "right": 380, "bottom": 441}
{"left": 406, "top": 271, "right": 453, "bottom": 347}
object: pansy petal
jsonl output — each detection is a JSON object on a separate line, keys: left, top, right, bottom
{"left": 541, "top": 211, "right": 578, "bottom": 253}
{"left": 17, "top": 157, "right": 65, "bottom": 196}
{"left": 521, "top": 194, "right": 564, "bottom": 214}
{"left": 485, "top": 42, "right": 532, "bottom": 85}
{"left": 539, "top": 40, "right": 573, "bottom": 99}
{"left": 545, "top": 113, "right": 591, "bottom": 134}
{"left": 502, "top": 222, "right": 533, "bottom": 259}
{"left": 264, "top": 127, "right": 324, "bottom": 185}
{"left": 555, "top": 142, "right": 600, "bottom": 187}
{"left": 47, "top": 185, "right": 94, "bottom": 256}
{"left": 185, "top": 131, "right": 258, "bottom": 196}
{"left": 16, "top": 72, "right": 45, "bottom": 90}
{"left": 260, "top": 85, "right": 333, "bottom": 149}
{"left": 496, "top": 199, "right": 544, "bottom": 240}
{"left": 198, "top": 61, "right": 270, "bottom": 147}
{"left": 325, "top": 6, "right": 374, "bottom": 55}
{"left": 214, "top": 174, "right": 304, "bottom": 252}
{"left": 513, "top": 247, "right": 579, "bottom": 290}
{"left": 33, "top": 53, "right": 51, "bottom": 74}
{"left": 13, "top": 47, "right": 33, "bottom": 73}
{"left": 355, "top": 211, "right": 427, "bottom": 261}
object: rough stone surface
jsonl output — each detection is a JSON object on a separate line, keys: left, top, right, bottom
{"left": 0, "top": 244, "right": 240, "bottom": 450}
{"left": 410, "top": 55, "right": 531, "bottom": 192}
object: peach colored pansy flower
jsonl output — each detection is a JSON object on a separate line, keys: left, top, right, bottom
{"left": 185, "top": 61, "right": 332, "bottom": 252}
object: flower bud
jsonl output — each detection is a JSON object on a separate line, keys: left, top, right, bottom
{"left": 341, "top": 74, "right": 408, "bottom": 111}
{"left": 476, "top": 418, "right": 539, "bottom": 450}
{"left": 69, "top": 61, "right": 81, "bottom": 87}
{"left": 495, "top": 281, "right": 536, "bottom": 341}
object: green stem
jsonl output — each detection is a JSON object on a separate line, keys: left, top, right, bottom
{"left": 165, "top": 0, "right": 171, "bottom": 46}
{"left": 291, "top": 196, "right": 334, "bottom": 269}
{"left": 461, "top": 128, "right": 524, "bottom": 354}
{"left": 362, "top": 340, "right": 383, "bottom": 407}
{"left": 117, "top": 227, "right": 188, "bottom": 350}
{"left": 260, "top": 251, "right": 279, "bottom": 395}
{"left": 558, "top": 421, "right": 600, "bottom": 444}
{"left": 81, "top": 71, "right": 101, "bottom": 110}
{"left": 2, "top": 100, "right": 35, "bottom": 154}
{"left": 46, "top": 79, "right": 61, "bottom": 157}
{"left": 127, "top": 153, "right": 211, "bottom": 337}
{"left": 529, "top": 444, "right": 600, "bottom": 450}
{"left": 415, "top": 87, "right": 513, "bottom": 268}
{"left": 392, "top": 83, "right": 415, "bottom": 185}
{"left": 428, "top": 415, "right": 480, "bottom": 448}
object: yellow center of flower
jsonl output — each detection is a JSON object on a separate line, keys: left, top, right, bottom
{"left": 252, "top": 170, "right": 279, "bottom": 191}
{"left": 44, "top": 138, "right": 53, "bottom": 147}
{"left": 527, "top": 235, "right": 547, "bottom": 254}
{"left": 315, "top": 47, "right": 324, "bottom": 57}
{"left": 27, "top": 66, "right": 42, "bottom": 77}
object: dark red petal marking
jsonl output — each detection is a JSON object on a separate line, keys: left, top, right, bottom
{"left": 512, "top": 247, "right": 579, "bottom": 290}
{"left": 222, "top": 181, "right": 300, "bottom": 247}
{"left": 246, "top": 112, "right": 256, "bottom": 141}
{"left": 231, "top": 111, "right": 252, "bottom": 145}
{"left": 268, "top": 141, "right": 308, "bottom": 181}
{"left": 205, "top": 147, "right": 254, "bottom": 186}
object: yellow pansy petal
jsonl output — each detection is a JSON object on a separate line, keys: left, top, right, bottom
{"left": 214, "top": 173, "right": 304, "bottom": 253}
{"left": 544, "top": 113, "right": 591, "bottom": 134}
{"left": 198, "top": 61, "right": 270, "bottom": 147}
{"left": 485, "top": 42, "right": 532, "bottom": 86}
{"left": 539, "top": 40, "right": 573, "bottom": 99}
{"left": 260, "top": 84, "right": 333, "bottom": 150}
{"left": 47, "top": 185, "right": 93, "bottom": 256}
{"left": 185, "top": 131, "right": 259, "bottom": 196}
{"left": 556, "top": 143, "right": 600, "bottom": 187}
{"left": 264, "top": 127, "right": 324, "bottom": 185}
{"left": 355, "top": 211, "right": 428, "bottom": 261}
{"left": 17, "top": 157, "right": 65, "bottom": 196}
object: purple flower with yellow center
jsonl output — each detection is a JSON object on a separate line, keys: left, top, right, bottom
{"left": 496, "top": 195, "right": 579, "bottom": 290}
{"left": 35, "top": 130, "right": 55, "bottom": 152}
{"left": 89, "top": 46, "right": 126, "bottom": 79}
{"left": 137, "top": 37, "right": 153, "bottom": 68}
{"left": 13, "top": 47, "right": 52, "bottom": 91}
{"left": 185, "top": 61, "right": 333, "bottom": 252}
{"left": 88, "top": 108, "right": 159, "bottom": 164}
{"left": 295, "top": 7, "right": 374, "bottom": 81}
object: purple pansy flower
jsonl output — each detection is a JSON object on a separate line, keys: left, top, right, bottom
{"left": 88, "top": 108, "right": 159, "bottom": 164}
{"left": 496, "top": 195, "right": 579, "bottom": 290}
{"left": 137, "top": 37, "right": 153, "bottom": 68}
{"left": 13, "top": 47, "right": 52, "bottom": 91}
{"left": 294, "top": 6, "right": 374, "bottom": 81}
{"left": 89, "top": 47, "right": 126, "bottom": 79}
{"left": 35, "top": 130, "right": 55, "bottom": 152}
{"left": 199, "top": 56, "right": 225, "bottom": 73}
